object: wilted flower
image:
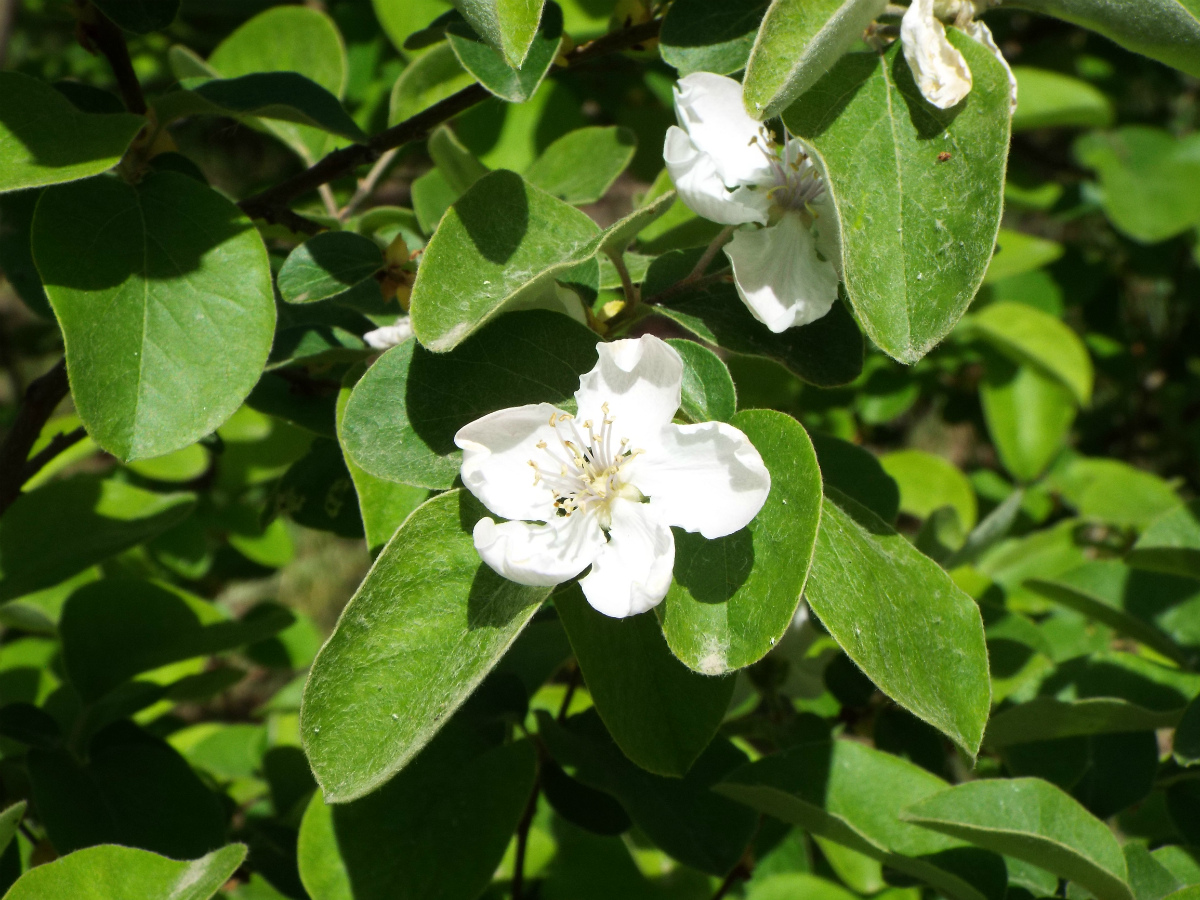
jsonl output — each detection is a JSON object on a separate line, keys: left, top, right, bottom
{"left": 362, "top": 317, "right": 413, "bottom": 350}
{"left": 663, "top": 72, "right": 841, "bottom": 334}
{"left": 901, "top": 0, "right": 1017, "bottom": 111}
{"left": 454, "top": 335, "right": 771, "bottom": 618}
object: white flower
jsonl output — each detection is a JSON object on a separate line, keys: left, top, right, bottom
{"left": 362, "top": 317, "right": 413, "bottom": 350}
{"left": 663, "top": 72, "right": 841, "bottom": 334}
{"left": 454, "top": 335, "right": 771, "bottom": 619}
{"left": 901, "top": 0, "right": 1017, "bottom": 111}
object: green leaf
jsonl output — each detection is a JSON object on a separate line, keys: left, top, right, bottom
{"left": 0, "top": 476, "right": 194, "bottom": 603}
{"left": 809, "top": 431, "right": 900, "bottom": 523}
{"left": 92, "top": 0, "right": 180, "bottom": 33}
{"left": 525, "top": 126, "right": 637, "bottom": 205}
{"left": 1126, "top": 844, "right": 1184, "bottom": 900}
{"left": 33, "top": 173, "right": 275, "bottom": 461}
{"left": 983, "top": 229, "right": 1065, "bottom": 284}
{"left": 806, "top": 488, "right": 992, "bottom": 756}
{"left": 980, "top": 355, "right": 1075, "bottom": 483}
{"left": 965, "top": 301, "right": 1092, "bottom": 405}
{"left": 660, "top": 410, "right": 822, "bottom": 675}
{"left": 1025, "top": 561, "right": 1196, "bottom": 668}
{"left": 1006, "top": 0, "right": 1200, "bottom": 78}
{"left": 278, "top": 232, "right": 384, "bottom": 305}
{"left": 984, "top": 697, "right": 1183, "bottom": 748}
{"left": 0, "top": 189, "right": 52, "bottom": 317}
{"left": 1011, "top": 66, "right": 1114, "bottom": 132}
{"left": 539, "top": 710, "right": 758, "bottom": 876}
{"left": 428, "top": 125, "right": 490, "bottom": 195}
{"left": 659, "top": 0, "right": 771, "bottom": 76}
{"left": 645, "top": 250, "right": 864, "bottom": 388}
{"left": 1130, "top": 501, "right": 1200, "bottom": 580}
{"left": 900, "top": 778, "right": 1134, "bottom": 900}
{"left": 717, "top": 740, "right": 1006, "bottom": 900}
{"left": 597, "top": 190, "right": 678, "bottom": 257}
{"left": 555, "top": 585, "right": 734, "bottom": 778}
{"left": 744, "top": 0, "right": 887, "bottom": 120}
{"left": 1176, "top": 695, "right": 1200, "bottom": 767}
{"left": 30, "top": 721, "right": 228, "bottom": 858}
{"left": 373, "top": 0, "right": 453, "bottom": 52}
{"left": 298, "top": 727, "right": 534, "bottom": 900}
{"left": 0, "top": 72, "right": 145, "bottom": 194}
{"left": 60, "top": 579, "right": 292, "bottom": 701}
{"left": 274, "top": 439, "right": 364, "bottom": 538}
{"left": 447, "top": 2, "right": 561, "bottom": 103}
{"left": 154, "top": 73, "right": 365, "bottom": 143}
{"left": 389, "top": 44, "right": 476, "bottom": 125}
{"left": 453, "top": 0, "right": 547, "bottom": 67}
{"left": 2, "top": 843, "right": 245, "bottom": 900}
{"left": 667, "top": 339, "right": 737, "bottom": 424}
{"left": 342, "top": 310, "right": 597, "bottom": 489}
{"left": 301, "top": 490, "right": 549, "bottom": 802}
{"left": 1075, "top": 128, "right": 1200, "bottom": 244}
{"left": 746, "top": 874, "right": 860, "bottom": 900}
{"left": 880, "top": 450, "right": 977, "bottom": 531}
{"left": 783, "top": 36, "right": 1012, "bottom": 364}
{"left": 409, "top": 170, "right": 600, "bottom": 351}
{"left": 207, "top": 6, "right": 347, "bottom": 162}
{"left": 1046, "top": 456, "right": 1180, "bottom": 528}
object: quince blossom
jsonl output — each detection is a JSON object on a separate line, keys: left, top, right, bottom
{"left": 901, "top": 0, "right": 1017, "bottom": 111}
{"left": 663, "top": 72, "right": 841, "bottom": 334}
{"left": 454, "top": 335, "right": 770, "bottom": 619}
{"left": 362, "top": 317, "right": 413, "bottom": 350}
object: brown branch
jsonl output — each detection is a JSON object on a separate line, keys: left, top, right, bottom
{"left": 22, "top": 426, "right": 86, "bottom": 485}
{"left": 0, "top": 0, "right": 19, "bottom": 69}
{"left": 237, "top": 18, "right": 663, "bottom": 232}
{"left": 0, "top": 360, "right": 70, "bottom": 515}
{"left": 511, "top": 771, "right": 541, "bottom": 900}
{"left": 78, "top": 3, "right": 147, "bottom": 115}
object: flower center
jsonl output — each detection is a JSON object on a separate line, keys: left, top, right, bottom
{"left": 528, "top": 403, "right": 643, "bottom": 530}
{"left": 749, "top": 127, "right": 827, "bottom": 215}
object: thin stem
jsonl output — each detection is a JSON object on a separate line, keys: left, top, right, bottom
{"left": 78, "top": 3, "right": 147, "bottom": 115}
{"left": 339, "top": 148, "right": 399, "bottom": 222}
{"left": 688, "top": 225, "right": 737, "bottom": 282}
{"left": 237, "top": 18, "right": 662, "bottom": 232}
{"left": 511, "top": 773, "right": 541, "bottom": 900}
{"left": 318, "top": 184, "right": 340, "bottom": 219}
{"left": 607, "top": 249, "right": 639, "bottom": 308}
{"left": 642, "top": 270, "right": 729, "bottom": 308}
{"left": 0, "top": 360, "right": 70, "bottom": 516}
{"left": 557, "top": 662, "right": 580, "bottom": 722}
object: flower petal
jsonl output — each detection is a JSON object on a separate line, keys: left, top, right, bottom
{"left": 723, "top": 211, "right": 840, "bottom": 333}
{"left": 574, "top": 335, "right": 683, "bottom": 447}
{"left": 638, "top": 421, "right": 771, "bottom": 539}
{"left": 664, "top": 126, "right": 769, "bottom": 226}
{"left": 673, "top": 72, "right": 775, "bottom": 189}
{"left": 362, "top": 317, "right": 414, "bottom": 350}
{"left": 455, "top": 402, "right": 564, "bottom": 522}
{"left": 901, "top": 0, "right": 973, "bottom": 110}
{"left": 474, "top": 513, "right": 605, "bottom": 587}
{"left": 578, "top": 501, "right": 675, "bottom": 618}
{"left": 964, "top": 19, "right": 1017, "bottom": 112}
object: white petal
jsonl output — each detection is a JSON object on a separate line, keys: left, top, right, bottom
{"left": 964, "top": 20, "right": 1017, "bottom": 112}
{"left": 637, "top": 421, "right": 771, "bottom": 539}
{"left": 574, "top": 335, "right": 683, "bottom": 447}
{"left": 901, "top": 0, "right": 973, "bottom": 110}
{"left": 455, "top": 402, "right": 563, "bottom": 522}
{"left": 474, "top": 514, "right": 605, "bottom": 587}
{"left": 673, "top": 72, "right": 775, "bottom": 189}
{"left": 362, "top": 318, "right": 413, "bottom": 350}
{"left": 664, "top": 126, "right": 769, "bottom": 226}
{"left": 578, "top": 501, "right": 675, "bottom": 618}
{"left": 724, "top": 212, "right": 840, "bottom": 333}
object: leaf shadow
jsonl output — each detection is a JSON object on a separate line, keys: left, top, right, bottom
{"left": 892, "top": 49, "right": 965, "bottom": 140}
{"left": 785, "top": 52, "right": 878, "bottom": 140}
{"left": 671, "top": 527, "right": 753, "bottom": 605}
{"left": 454, "top": 169, "right": 528, "bottom": 265}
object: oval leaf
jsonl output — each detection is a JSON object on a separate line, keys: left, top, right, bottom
{"left": 0, "top": 72, "right": 145, "bottom": 194}
{"left": 660, "top": 410, "right": 822, "bottom": 675}
{"left": 409, "top": 170, "right": 600, "bottom": 351}
{"left": 279, "top": 232, "right": 384, "bottom": 305}
{"left": 555, "top": 585, "right": 735, "bottom": 778}
{"left": 453, "top": 0, "right": 547, "bottom": 67}
{"left": 660, "top": 0, "right": 771, "bottom": 76}
{"left": 805, "top": 488, "right": 992, "bottom": 756}
{"left": 447, "top": 1, "right": 561, "bottom": 103}
{"left": 3, "top": 844, "right": 245, "bottom": 900}
{"left": 744, "top": 0, "right": 887, "bottom": 120}
{"left": 900, "top": 778, "right": 1134, "bottom": 900}
{"left": 966, "top": 301, "right": 1092, "bottom": 406}
{"left": 33, "top": 172, "right": 275, "bottom": 460}
{"left": 784, "top": 35, "right": 1012, "bottom": 364}
{"left": 301, "top": 489, "right": 550, "bottom": 801}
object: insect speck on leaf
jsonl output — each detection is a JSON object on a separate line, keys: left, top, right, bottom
{"left": 937, "top": 152, "right": 952, "bottom": 163}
